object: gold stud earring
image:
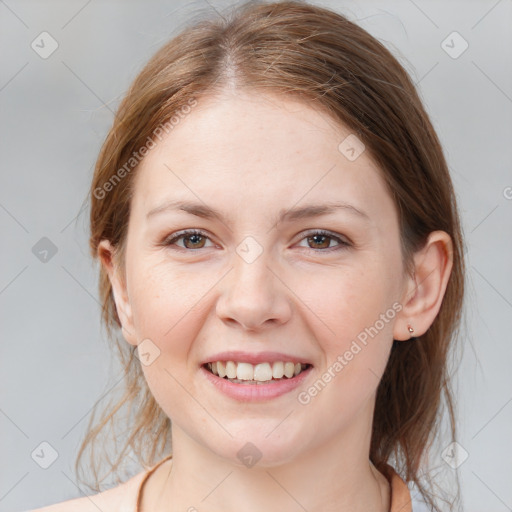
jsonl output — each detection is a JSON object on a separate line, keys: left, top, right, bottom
{"left": 408, "top": 325, "right": 414, "bottom": 334}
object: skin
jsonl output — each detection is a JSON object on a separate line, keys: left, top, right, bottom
{"left": 99, "top": 89, "right": 453, "bottom": 512}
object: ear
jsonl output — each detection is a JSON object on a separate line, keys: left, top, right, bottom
{"left": 393, "top": 230, "right": 454, "bottom": 341}
{"left": 97, "top": 239, "right": 138, "bottom": 346}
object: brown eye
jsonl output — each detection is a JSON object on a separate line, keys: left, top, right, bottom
{"left": 298, "top": 230, "right": 350, "bottom": 251}
{"left": 307, "top": 234, "right": 331, "bottom": 249}
{"left": 163, "top": 230, "right": 212, "bottom": 250}
{"left": 162, "top": 229, "right": 350, "bottom": 253}
{"left": 181, "top": 233, "right": 206, "bottom": 249}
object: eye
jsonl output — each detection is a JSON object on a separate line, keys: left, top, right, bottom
{"left": 162, "top": 229, "right": 214, "bottom": 250}
{"left": 296, "top": 229, "right": 351, "bottom": 252}
{"left": 161, "top": 229, "right": 351, "bottom": 252}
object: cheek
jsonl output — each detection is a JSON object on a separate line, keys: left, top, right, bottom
{"left": 129, "top": 259, "right": 206, "bottom": 340}
{"left": 128, "top": 262, "right": 209, "bottom": 416}
{"left": 299, "top": 260, "right": 396, "bottom": 382}
{"left": 307, "top": 262, "right": 392, "bottom": 338}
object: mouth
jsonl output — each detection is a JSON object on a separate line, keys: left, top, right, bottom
{"left": 202, "top": 361, "right": 313, "bottom": 385}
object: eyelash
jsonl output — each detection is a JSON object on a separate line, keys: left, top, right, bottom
{"left": 161, "top": 229, "right": 351, "bottom": 253}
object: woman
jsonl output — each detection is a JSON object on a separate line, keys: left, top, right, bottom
{"left": 31, "top": 1, "right": 465, "bottom": 511}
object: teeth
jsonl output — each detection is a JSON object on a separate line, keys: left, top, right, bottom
{"left": 217, "top": 361, "right": 226, "bottom": 378}
{"left": 236, "top": 362, "right": 254, "bottom": 380}
{"left": 206, "top": 360, "right": 309, "bottom": 382}
{"left": 253, "top": 363, "right": 272, "bottom": 381}
{"left": 272, "top": 361, "right": 284, "bottom": 379}
{"left": 284, "top": 362, "right": 295, "bottom": 378}
{"left": 225, "top": 361, "right": 237, "bottom": 379}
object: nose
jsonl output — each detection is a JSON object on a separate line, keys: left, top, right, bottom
{"left": 215, "top": 251, "right": 292, "bottom": 332}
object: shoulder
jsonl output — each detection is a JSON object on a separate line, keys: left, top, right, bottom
{"left": 25, "top": 470, "right": 147, "bottom": 512}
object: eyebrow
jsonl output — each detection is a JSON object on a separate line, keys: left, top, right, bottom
{"left": 146, "top": 199, "right": 370, "bottom": 225}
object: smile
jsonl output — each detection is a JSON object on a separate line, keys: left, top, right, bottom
{"left": 204, "top": 360, "right": 311, "bottom": 384}
{"left": 200, "top": 361, "right": 314, "bottom": 401}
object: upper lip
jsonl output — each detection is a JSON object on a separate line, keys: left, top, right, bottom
{"left": 200, "top": 351, "right": 313, "bottom": 366}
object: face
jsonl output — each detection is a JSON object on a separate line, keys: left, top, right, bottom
{"left": 104, "top": 90, "right": 410, "bottom": 467}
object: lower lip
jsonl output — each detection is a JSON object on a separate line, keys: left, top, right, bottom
{"left": 200, "top": 365, "right": 313, "bottom": 402}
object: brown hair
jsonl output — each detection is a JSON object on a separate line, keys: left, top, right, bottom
{"left": 78, "top": 1, "right": 466, "bottom": 510}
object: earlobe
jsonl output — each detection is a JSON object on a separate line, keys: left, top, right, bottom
{"left": 394, "top": 231, "right": 454, "bottom": 341}
{"left": 97, "top": 240, "right": 138, "bottom": 346}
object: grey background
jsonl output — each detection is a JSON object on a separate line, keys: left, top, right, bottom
{"left": 1, "top": 0, "right": 511, "bottom": 511}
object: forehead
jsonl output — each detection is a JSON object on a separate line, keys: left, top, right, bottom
{"left": 132, "top": 91, "right": 396, "bottom": 225}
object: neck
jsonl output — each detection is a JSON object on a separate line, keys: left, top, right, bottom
{"left": 144, "top": 402, "right": 390, "bottom": 512}
{"left": 158, "top": 440, "right": 390, "bottom": 512}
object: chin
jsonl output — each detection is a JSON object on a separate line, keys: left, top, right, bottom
{"left": 212, "top": 431, "right": 304, "bottom": 469}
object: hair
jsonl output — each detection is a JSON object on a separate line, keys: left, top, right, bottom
{"left": 77, "top": 1, "right": 467, "bottom": 510}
